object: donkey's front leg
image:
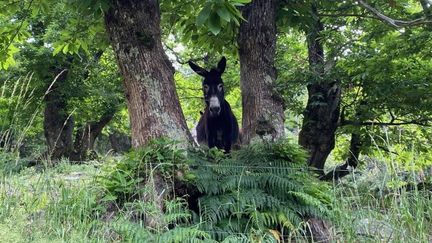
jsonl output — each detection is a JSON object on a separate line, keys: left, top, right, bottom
{"left": 222, "top": 132, "right": 232, "bottom": 153}
{"left": 207, "top": 130, "right": 217, "bottom": 149}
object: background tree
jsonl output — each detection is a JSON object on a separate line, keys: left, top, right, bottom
{"left": 0, "top": 2, "right": 123, "bottom": 160}
{"left": 297, "top": 2, "right": 341, "bottom": 172}
{"left": 238, "top": 0, "right": 285, "bottom": 144}
{"left": 104, "top": 0, "right": 192, "bottom": 147}
{"left": 278, "top": 0, "right": 432, "bottom": 175}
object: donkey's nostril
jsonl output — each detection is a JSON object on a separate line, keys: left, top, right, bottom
{"left": 210, "top": 106, "right": 221, "bottom": 114}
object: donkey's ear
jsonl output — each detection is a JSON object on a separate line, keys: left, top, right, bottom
{"left": 188, "top": 60, "right": 208, "bottom": 77}
{"left": 217, "top": 56, "right": 226, "bottom": 74}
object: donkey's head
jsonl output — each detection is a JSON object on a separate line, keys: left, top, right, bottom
{"left": 188, "top": 57, "right": 226, "bottom": 117}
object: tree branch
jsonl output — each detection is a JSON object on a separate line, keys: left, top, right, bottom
{"left": 318, "top": 13, "right": 380, "bottom": 20}
{"left": 355, "top": 0, "right": 432, "bottom": 28}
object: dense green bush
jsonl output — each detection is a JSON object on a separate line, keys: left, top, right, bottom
{"left": 97, "top": 138, "right": 189, "bottom": 204}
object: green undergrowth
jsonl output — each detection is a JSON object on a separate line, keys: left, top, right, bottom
{"left": 0, "top": 161, "right": 102, "bottom": 242}
{"left": 330, "top": 157, "right": 432, "bottom": 242}
{"left": 0, "top": 139, "right": 430, "bottom": 242}
{"left": 95, "top": 138, "right": 332, "bottom": 242}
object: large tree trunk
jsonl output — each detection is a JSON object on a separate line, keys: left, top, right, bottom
{"left": 44, "top": 69, "right": 74, "bottom": 160}
{"left": 298, "top": 4, "right": 341, "bottom": 172}
{"left": 238, "top": 0, "right": 285, "bottom": 144}
{"left": 70, "top": 109, "right": 116, "bottom": 161}
{"left": 104, "top": 0, "right": 191, "bottom": 148}
{"left": 103, "top": 0, "right": 192, "bottom": 229}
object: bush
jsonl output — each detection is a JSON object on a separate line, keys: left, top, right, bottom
{"left": 96, "top": 138, "right": 333, "bottom": 242}
{"left": 97, "top": 138, "right": 189, "bottom": 204}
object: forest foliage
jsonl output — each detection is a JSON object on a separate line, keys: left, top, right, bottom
{"left": 0, "top": 0, "right": 431, "bottom": 241}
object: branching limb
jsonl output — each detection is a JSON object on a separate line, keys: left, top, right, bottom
{"left": 355, "top": 0, "right": 432, "bottom": 28}
{"left": 318, "top": 13, "right": 379, "bottom": 20}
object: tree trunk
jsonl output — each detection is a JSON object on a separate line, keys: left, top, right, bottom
{"left": 103, "top": 0, "right": 192, "bottom": 229}
{"left": 109, "top": 131, "right": 132, "bottom": 153}
{"left": 298, "top": 4, "right": 341, "bottom": 172}
{"left": 70, "top": 109, "right": 116, "bottom": 161}
{"left": 321, "top": 133, "right": 361, "bottom": 180}
{"left": 238, "top": 0, "right": 285, "bottom": 144}
{"left": 44, "top": 69, "right": 74, "bottom": 160}
{"left": 104, "top": 0, "right": 191, "bottom": 148}
{"left": 420, "top": 0, "right": 432, "bottom": 19}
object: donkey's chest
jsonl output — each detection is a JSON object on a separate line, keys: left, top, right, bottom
{"left": 207, "top": 120, "right": 226, "bottom": 137}
{"left": 216, "top": 130, "right": 223, "bottom": 140}
{"left": 206, "top": 125, "right": 225, "bottom": 142}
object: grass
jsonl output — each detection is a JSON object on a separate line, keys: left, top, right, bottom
{"left": 328, "top": 156, "right": 432, "bottom": 243}
{"left": 0, "top": 161, "right": 107, "bottom": 242}
{"left": 0, "top": 154, "right": 429, "bottom": 242}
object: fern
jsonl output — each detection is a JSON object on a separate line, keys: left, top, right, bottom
{"left": 157, "top": 226, "right": 212, "bottom": 243}
{"left": 189, "top": 139, "right": 333, "bottom": 241}
{"left": 96, "top": 138, "right": 332, "bottom": 242}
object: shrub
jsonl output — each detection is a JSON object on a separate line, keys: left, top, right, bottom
{"left": 96, "top": 138, "right": 333, "bottom": 241}
{"left": 97, "top": 138, "right": 188, "bottom": 204}
{"left": 0, "top": 150, "right": 30, "bottom": 174}
{"left": 189, "top": 140, "right": 332, "bottom": 241}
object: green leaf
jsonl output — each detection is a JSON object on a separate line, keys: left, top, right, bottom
{"left": 81, "top": 41, "right": 89, "bottom": 54}
{"left": 226, "top": 3, "right": 246, "bottom": 21}
{"left": 196, "top": 3, "right": 211, "bottom": 26}
{"left": 53, "top": 44, "right": 63, "bottom": 56}
{"left": 208, "top": 12, "right": 221, "bottom": 35}
{"left": 216, "top": 6, "right": 231, "bottom": 22}
{"left": 62, "top": 43, "right": 69, "bottom": 54}
{"left": 101, "top": 194, "right": 117, "bottom": 202}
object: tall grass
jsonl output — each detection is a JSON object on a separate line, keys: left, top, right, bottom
{"left": 0, "top": 74, "right": 43, "bottom": 174}
{"left": 0, "top": 73, "right": 38, "bottom": 152}
{"left": 0, "top": 162, "right": 111, "bottom": 242}
{"left": 330, "top": 156, "right": 432, "bottom": 242}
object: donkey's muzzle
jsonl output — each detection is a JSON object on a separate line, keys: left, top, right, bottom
{"left": 209, "top": 96, "right": 221, "bottom": 116}
{"left": 209, "top": 106, "right": 221, "bottom": 116}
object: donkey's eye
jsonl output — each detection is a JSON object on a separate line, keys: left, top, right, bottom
{"left": 203, "top": 85, "right": 209, "bottom": 92}
{"left": 217, "top": 84, "right": 223, "bottom": 91}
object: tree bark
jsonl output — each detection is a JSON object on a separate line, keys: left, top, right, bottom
{"left": 321, "top": 133, "right": 361, "bottom": 181}
{"left": 103, "top": 0, "right": 192, "bottom": 229}
{"left": 109, "top": 131, "right": 132, "bottom": 153}
{"left": 420, "top": 0, "right": 432, "bottom": 17}
{"left": 298, "top": 4, "right": 341, "bottom": 172}
{"left": 70, "top": 109, "right": 116, "bottom": 161}
{"left": 238, "top": 0, "right": 285, "bottom": 144}
{"left": 104, "top": 0, "right": 191, "bottom": 148}
{"left": 44, "top": 69, "right": 74, "bottom": 160}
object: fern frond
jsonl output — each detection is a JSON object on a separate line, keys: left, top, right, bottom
{"left": 157, "top": 226, "right": 211, "bottom": 243}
